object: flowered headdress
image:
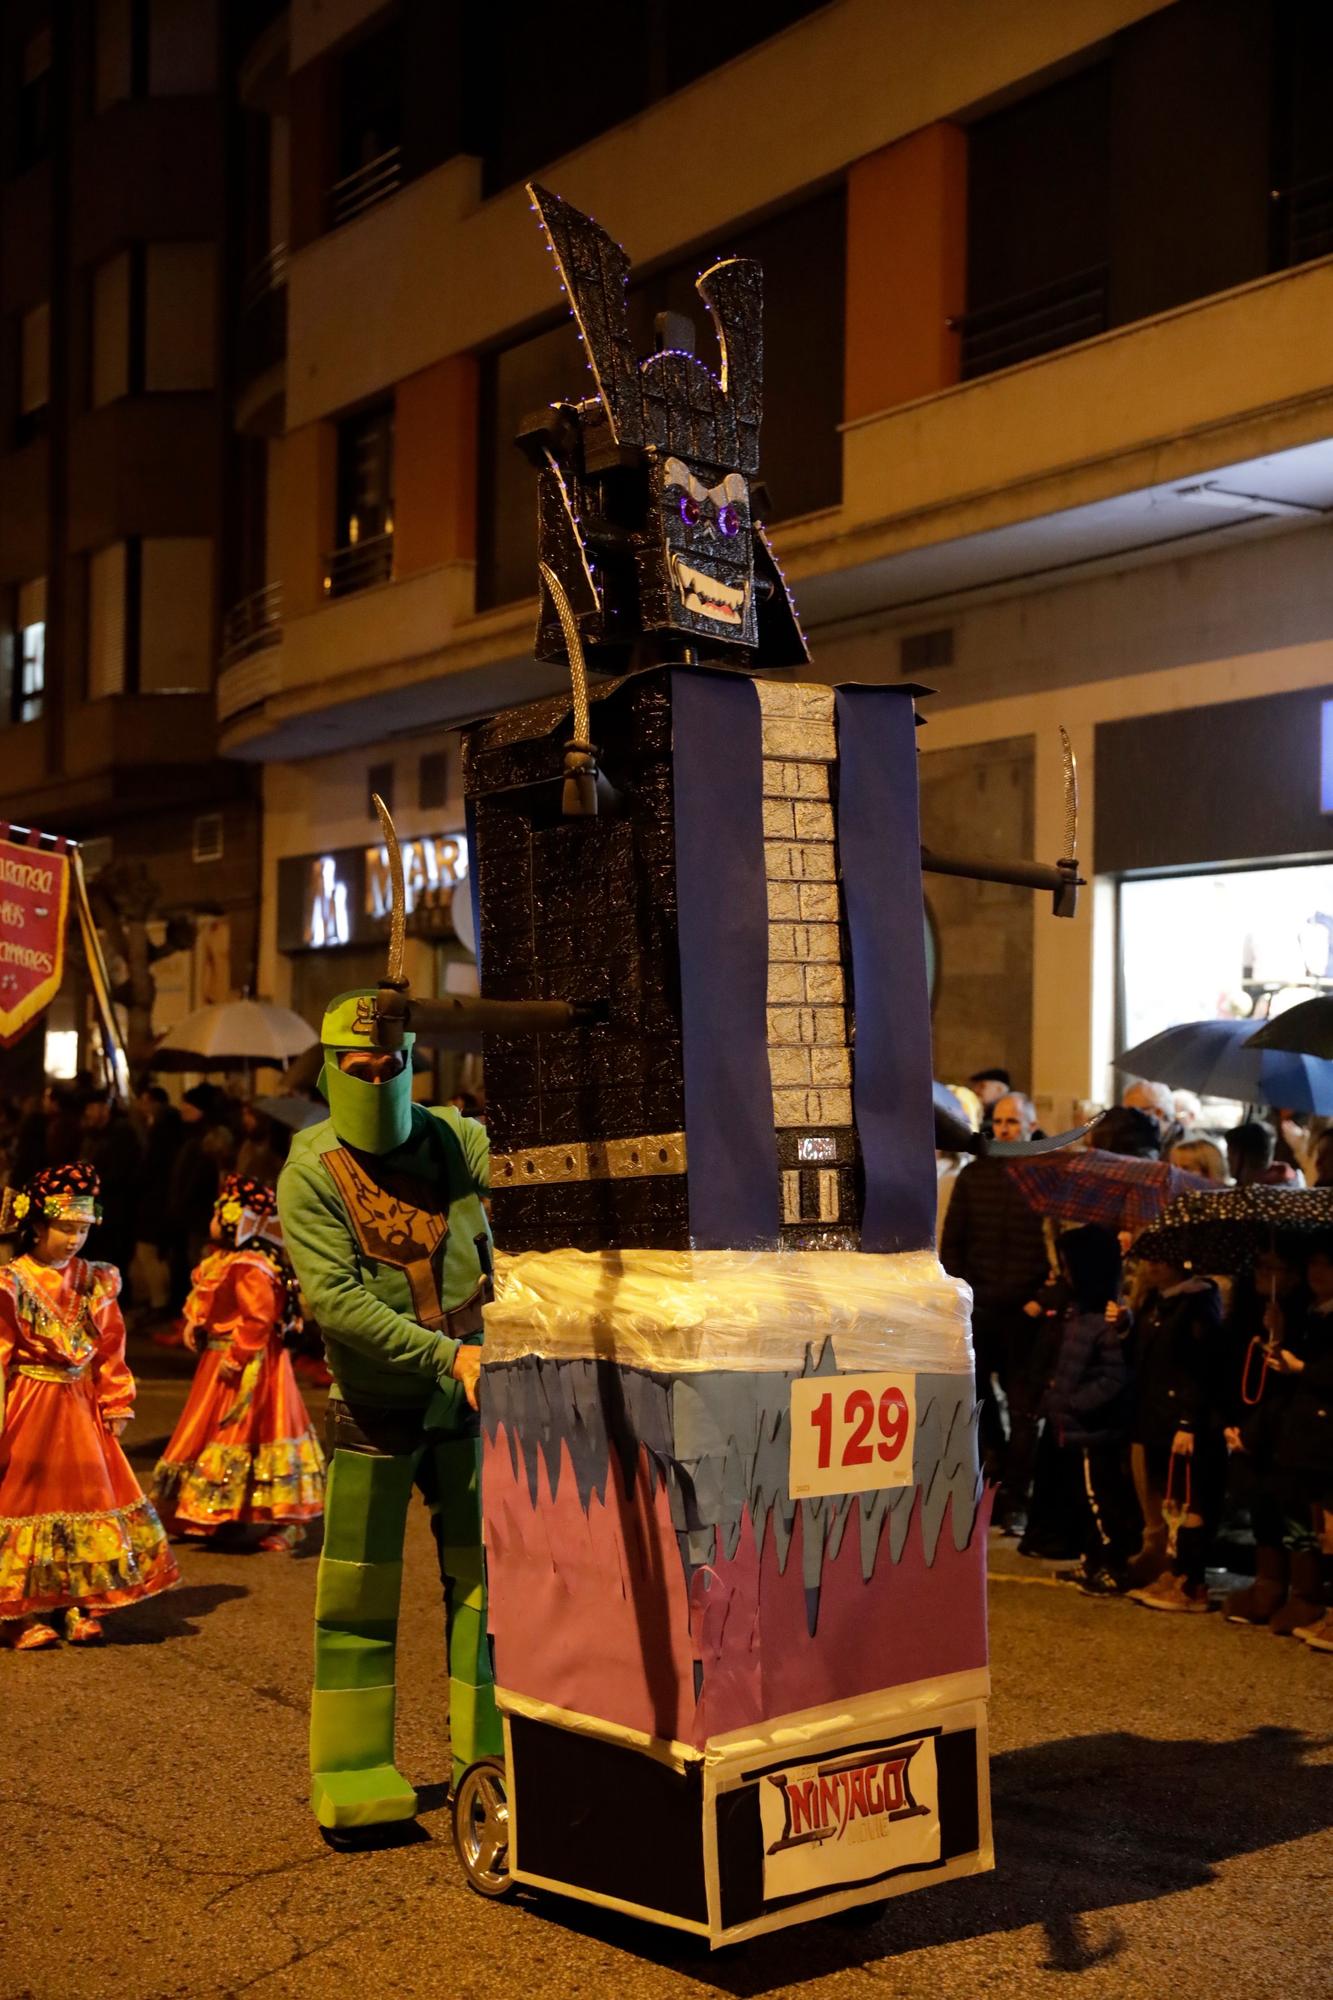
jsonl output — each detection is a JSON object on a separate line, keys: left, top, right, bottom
{"left": 3, "top": 1160, "right": 103, "bottom": 1233}
{"left": 215, "top": 1173, "right": 277, "bottom": 1246}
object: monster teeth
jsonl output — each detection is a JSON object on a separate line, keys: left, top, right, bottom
{"left": 671, "top": 557, "right": 746, "bottom": 625}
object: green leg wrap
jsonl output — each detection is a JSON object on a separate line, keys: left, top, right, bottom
{"left": 310, "top": 1446, "right": 417, "bottom": 1829}
{"left": 423, "top": 1433, "right": 502, "bottom": 1787}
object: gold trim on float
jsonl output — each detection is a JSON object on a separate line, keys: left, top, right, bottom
{"left": 491, "top": 1131, "right": 687, "bottom": 1188}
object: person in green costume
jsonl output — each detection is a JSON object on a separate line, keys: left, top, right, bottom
{"left": 277, "top": 988, "right": 501, "bottom": 1832}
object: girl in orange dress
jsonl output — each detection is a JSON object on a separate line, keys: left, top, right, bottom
{"left": 0, "top": 1161, "right": 179, "bottom": 1649}
{"left": 154, "top": 1175, "right": 324, "bottom": 1546}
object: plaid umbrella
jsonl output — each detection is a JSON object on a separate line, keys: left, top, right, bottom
{"left": 1129, "top": 1184, "right": 1333, "bottom": 1274}
{"left": 1006, "top": 1149, "right": 1214, "bottom": 1238}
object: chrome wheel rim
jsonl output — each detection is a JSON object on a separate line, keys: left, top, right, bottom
{"left": 457, "top": 1765, "right": 510, "bottom": 1892}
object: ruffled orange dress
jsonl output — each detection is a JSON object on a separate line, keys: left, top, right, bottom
{"left": 0, "top": 1255, "right": 179, "bottom": 1618}
{"left": 154, "top": 1247, "right": 324, "bottom": 1530}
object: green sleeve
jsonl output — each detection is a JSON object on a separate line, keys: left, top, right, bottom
{"left": 277, "top": 1157, "right": 459, "bottom": 1389}
{"left": 460, "top": 1114, "right": 490, "bottom": 1195}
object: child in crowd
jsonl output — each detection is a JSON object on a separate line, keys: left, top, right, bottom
{"left": 154, "top": 1175, "right": 324, "bottom": 1547}
{"left": 1041, "top": 1226, "right": 1139, "bottom": 1594}
{"left": 1228, "top": 1239, "right": 1333, "bottom": 1647}
{"left": 1122, "top": 1250, "right": 1225, "bottom": 1612}
{"left": 1223, "top": 1240, "right": 1314, "bottom": 1630}
{"left": 0, "top": 1163, "right": 178, "bottom": 1648}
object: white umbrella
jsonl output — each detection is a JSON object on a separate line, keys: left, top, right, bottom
{"left": 153, "top": 999, "right": 318, "bottom": 1072}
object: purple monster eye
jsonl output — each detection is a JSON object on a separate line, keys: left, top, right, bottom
{"left": 678, "top": 492, "right": 700, "bottom": 526}
{"left": 717, "top": 503, "right": 740, "bottom": 538}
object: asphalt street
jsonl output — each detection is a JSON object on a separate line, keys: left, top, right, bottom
{"left": 1, "top": 1350, "right": 1330, "bottom": 2000}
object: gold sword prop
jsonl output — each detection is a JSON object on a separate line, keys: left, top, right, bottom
{"left": 371, "top": 791, "right": 407, "bottom": 990}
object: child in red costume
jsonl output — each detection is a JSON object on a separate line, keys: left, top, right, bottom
{"left": 154, "top": 1175, "right": 324, "bottom": 1547}
{"left": 0, "top": 1162, "right": 179, "bottom": 1649}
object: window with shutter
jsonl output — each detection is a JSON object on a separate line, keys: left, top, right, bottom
{"left": 95, "top": 0, "right": 134, "bottom": 113}
{"left": 88, "top": 545, "right": 129, "bottom": 699}
{"left": 145, "top": 244, "right": 215, "bottom": 393}
{"left": 19, "top": 303, "right": 50, "bottom": 426}
{"left": 139, "top": 539, "right": 213, "bottom": 692}
{"left": 148, "top": 0, "right": 217, "bottom": 95}
{"left": 91, "top": 253, "right": 132, "bottom": 408}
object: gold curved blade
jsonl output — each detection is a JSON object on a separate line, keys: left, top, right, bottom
{"left": 1059, "top": 726, "right": 1079, "bottom": 863}
{"left": 371, "top": 792, "right": 406, "bottom": 986}
{"left": 539, "top": 560, "right": 590, "bottom": 746}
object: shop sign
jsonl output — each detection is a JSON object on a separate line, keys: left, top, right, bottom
{"left": 365, "top": 833, "right": 467, "bottom": 921}
{"left": 758, "top": 1733, "right": 940, "bottom": 1901}
{"left": 280, "top": 832, "right": 468, "bottom": 954}
{"left": 0, "top": 828, "right": 70, "bottom": 1045}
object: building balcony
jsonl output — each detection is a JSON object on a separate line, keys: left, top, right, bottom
{"left": 222, "top": 581, "right": 283, "bottom": 664}
{"left": 329, "top": 147, "right": 402, "bottom": 231}
{"left": 811, "top": 251, "right": 1333, "bottom": 627}
{"left": 235, "top": 244, "right": 289, "bottom": 436}
{"left": 322, "top": 529, "right": 393, "bottom": 599}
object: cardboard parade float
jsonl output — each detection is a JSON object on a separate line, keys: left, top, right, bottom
{"left": 368, "top": 185, "right": 1083, "bottom": 1945}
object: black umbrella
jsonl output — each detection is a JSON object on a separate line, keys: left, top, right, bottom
{"left": 1245, "top": 997, "right": 1333, "bottom": 1060}
{"left": 1129, "top": 1184, "right": 1333, "bottom": 1274}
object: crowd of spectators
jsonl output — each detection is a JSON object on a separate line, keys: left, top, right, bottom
{"left": 0, "top": 1079, "right": 293, "bottom": 1312}
{"left": 940, "top": 1071, "right": 1333, "bottom": 1649}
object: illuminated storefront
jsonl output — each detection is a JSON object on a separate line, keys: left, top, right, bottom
{"left": 1098, "top": 685, "right": 1333, "bottom": 1101}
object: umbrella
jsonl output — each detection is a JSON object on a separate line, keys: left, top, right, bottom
{"left": 1246, "top": 997, "right": 1333, "bottom": 1060}
{"left": 1129, "top": 1184, "right": 1333, "bottom": 1274}
{"left": 153, "top": 1000, "right": 318, "bottom": 1072}
{"left": 254, "top": 1094, "right": 328, "bottom": 1134}
{"left": 1116, "top": 1019, "right": 1333, "bottom": 1114}
{"left": 1005, "top": 1149, "right": 1215, "bottom": 1238}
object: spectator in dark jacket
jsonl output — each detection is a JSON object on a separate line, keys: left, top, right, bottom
{"left": 1221, "top": 1242, "right": 1306, "bottom": 1627}
{"left": 1042, "top": 1227, "right": 1138, "bottom": 1595}
{"left": 1123, "top": 1257, "right": 1225, "bottom": 1613}
{"left": 940, "top": 1097, "right": 1051, "bottom": 1532}
{"left": 1231, "top": 1241, "right": 1333, "bottom": 1644}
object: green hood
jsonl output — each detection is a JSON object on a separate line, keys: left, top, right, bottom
{"left": 317, "top": 988, "right": 416, "bottom": 1155}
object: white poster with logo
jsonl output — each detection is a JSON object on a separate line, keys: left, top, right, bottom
{"left": 758, "top": 1733, "right": 941, "bottom": 1901}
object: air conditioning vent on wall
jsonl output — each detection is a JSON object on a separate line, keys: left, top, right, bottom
{"left": 192, "top": 813, "right": 224, "bottom": 864}
{"left": 900, "top": 628, "right": 955, "bottom": 675}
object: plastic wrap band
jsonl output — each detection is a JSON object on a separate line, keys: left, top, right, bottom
{"left": 482, "top": 1247, "right": 973, "bottom": 1375}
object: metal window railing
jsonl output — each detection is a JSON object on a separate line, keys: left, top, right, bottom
{"left": 240, "top": 241, "right": 289, "bottom": 313}
{"left": 329, "top": 146, "right": 402, "bottom": 228}
{"left": 221, "top": 581, "right": 283, "bottom": 666}
{"left": 1270, "top": 175, "right": 1333, "bottom": 271}
{"left": 951, "top": 265, "right": 1110, "bottom": 381}
{"left": 322, "top": 532, "right": 394, "bottom": 599}
{"left": 238, "top": 243, "right": 290, "bottom": 383}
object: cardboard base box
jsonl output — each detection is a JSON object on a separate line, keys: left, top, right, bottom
{"left": 499, "top": 1671, "right": 993, "bottom": 1947}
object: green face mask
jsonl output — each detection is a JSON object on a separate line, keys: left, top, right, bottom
{"left": 317, "top": 989, "right": 416, "bottom": 1156}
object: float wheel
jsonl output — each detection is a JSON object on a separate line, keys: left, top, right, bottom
{"left": 451, "top": 1757, "right": 515, "bottom": 1898}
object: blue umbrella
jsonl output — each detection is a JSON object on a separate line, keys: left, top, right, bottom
{"left": 1117, "top": 1019, "right": 1333, "bottom": 1114}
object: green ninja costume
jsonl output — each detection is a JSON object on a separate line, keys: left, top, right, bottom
{"left": 277, "top": 988, "right": 502, "bottom": 1830}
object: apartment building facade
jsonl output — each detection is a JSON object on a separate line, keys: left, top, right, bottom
{"left": 0, "top": 0, "right": 263, "bottom": 1088}
{"left": 222, "top": 0, "right": 1333, "bottom": 1126}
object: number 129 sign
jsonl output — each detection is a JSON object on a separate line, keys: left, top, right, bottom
{"left": 788, "top": 1373, "right": 917, "bottom": 1499}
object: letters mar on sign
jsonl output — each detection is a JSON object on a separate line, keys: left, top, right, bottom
{"left": 788, "top": 1372, "right": 917, "bottom": 1499}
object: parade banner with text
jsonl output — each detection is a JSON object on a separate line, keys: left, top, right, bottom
{"left": 0, "top": 828, "right": 70, "bottom": 1045}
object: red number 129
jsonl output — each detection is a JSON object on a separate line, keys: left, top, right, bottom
{"left": 810, "top": 1387, "right": 910, "bottom": 1470}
